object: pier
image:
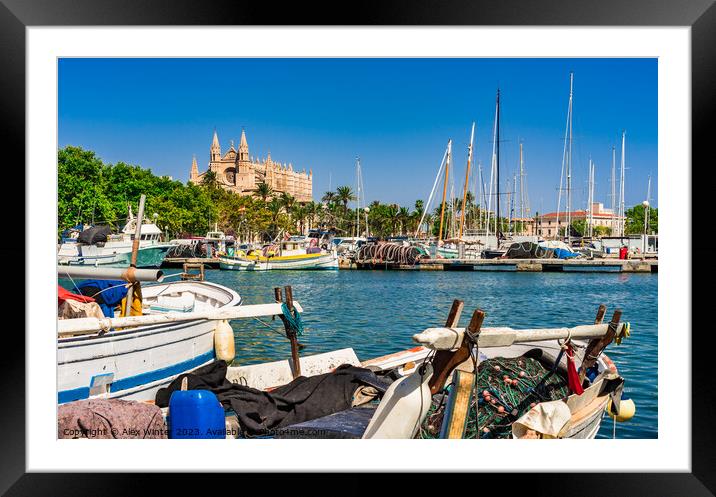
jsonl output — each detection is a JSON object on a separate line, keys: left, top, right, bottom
{"left": 343, "top": 258, "right": 657, "bottom": 273}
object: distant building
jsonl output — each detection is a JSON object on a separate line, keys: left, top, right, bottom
{"left": 536, "top": 202, "right": 624, "bottom": 238}
{"left": 189, "top": 129, "right": 313, "bottom": 202}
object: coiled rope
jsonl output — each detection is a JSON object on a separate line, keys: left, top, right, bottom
{"left": 280, "top": 302, "right": 304, "bottom": 336}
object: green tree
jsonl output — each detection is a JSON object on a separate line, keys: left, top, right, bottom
{"left": 625, "top": 204, "right": 658, "bottom": 234}
{"left": 254, "top": 181, "right": 273, "bottom": 201}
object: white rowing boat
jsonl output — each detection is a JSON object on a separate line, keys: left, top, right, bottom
{"left": 58, "top": 280, "right": 242, "bottom": 404}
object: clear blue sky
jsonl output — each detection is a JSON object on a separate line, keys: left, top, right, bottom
{"left": 59, "top": 58, "right": 657, "bottom": 212}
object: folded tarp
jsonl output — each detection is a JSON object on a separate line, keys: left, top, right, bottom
{"left": 77, "top": 225, "right": 112, "bottom": 245}
{"left": 155, "top": 360, "right": 390, "bottom": 437}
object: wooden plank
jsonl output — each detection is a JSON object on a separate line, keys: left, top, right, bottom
{"left": 415, "top": 322, "right": 621, "bottom": 350}
{"left": 57, "top": 301, "right": 304, "bottom": 335}
{"left": 440, "top": 369, "right": 476, "bottom": 439}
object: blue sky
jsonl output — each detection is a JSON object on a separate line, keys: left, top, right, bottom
{"left": 59, "top": 58, "right": 657, "bottom": 212}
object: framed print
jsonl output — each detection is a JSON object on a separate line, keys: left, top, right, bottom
{"left": 3, "top": 0, "right": 714, "bottom": 494}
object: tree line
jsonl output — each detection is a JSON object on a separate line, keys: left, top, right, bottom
{"left": 58, "top": 146, "right": 656, "bottom": 241}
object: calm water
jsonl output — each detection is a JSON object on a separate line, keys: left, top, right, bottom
{"left": 195, "top": 269, "right": 657, "bottom": 439}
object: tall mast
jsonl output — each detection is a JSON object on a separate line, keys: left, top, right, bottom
{"left": 644, "top": 174, "right": 651, "bottom": 234}
{"left": 619, "top": 130, "right": 626, "bottom": 237}
{"left": 566, "top": 72, "right": 574, "bottom": 245}
{"left": 459, "top": 122, "right": 476, "bottom": 239}
{"left": 587, "top": 158, "right": 594, "bottom": 238}
{"left": 354, "top": 157, "right": 363, "bottom": 238}
{"left": 496, "top": 89, "right": 502, "bottom": 240}
{"left": 511, "top": 174, "right": 517, "bottom": 235}
{"left": 438, "top": 139, "right": 452, "bottom": 243}
{"left": 611, "top": 146, "right": 616, "bottom": 217}
{"left": 519, "top": 142, "right": 525, "bottom": 223}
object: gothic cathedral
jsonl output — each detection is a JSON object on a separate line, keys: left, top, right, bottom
{"left": 189, "top": 129, "right": 313, "bottom": 202}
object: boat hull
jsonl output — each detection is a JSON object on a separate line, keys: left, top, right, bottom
{"left": 220, "top": 252, "right": 339, "bottom": 270}
{"left": 57, "top": 281, "right": 241, "bottom": 404}
{"left": 57, "top": 244, "right": 172, "bottom": 268}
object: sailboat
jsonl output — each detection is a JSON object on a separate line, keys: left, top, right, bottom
{"left": 482, "top": 89, "right": 509, "bottom": 259}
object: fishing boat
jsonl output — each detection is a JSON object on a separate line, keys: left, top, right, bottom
{"left": 163, "top": 300, "right": 631, "bottom": 439}
{"left": 57, "top": 206, "right": 172, "bottom": 268}
{"left": 219, "top": 238, "right": 339, "bottom": 271}
{"left": 57, "top": 268, "right": 245, "bottom": 404}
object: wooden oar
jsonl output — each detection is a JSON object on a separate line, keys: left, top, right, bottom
{"left": 58, "top": 301, "right": 304, "bottom": 336}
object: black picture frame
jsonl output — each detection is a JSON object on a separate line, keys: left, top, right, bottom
{"left": 4, "top": 0, "right": 713, "bottom": 495}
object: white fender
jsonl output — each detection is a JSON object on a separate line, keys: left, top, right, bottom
{"left": 362, "top": 363, "right": 433, "bottom": 439}
{"left": 214, "top": 320, "right": 235, "bottom": 363}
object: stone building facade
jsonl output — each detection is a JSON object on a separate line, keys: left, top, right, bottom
{"left": 536, "top": 202, "right": 625, "bottom": 238}
{"left": 189, "top": 129, "right": 312, "bottom": 202}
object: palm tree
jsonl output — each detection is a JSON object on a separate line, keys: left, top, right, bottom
{"left": 335, "top": 186, "right": 356, "bottom": 212}
{"left": 201, "top": 171, "right": 218, "bottom": 189}
{"left": 322, "top": 191, "right": 336, "bottom": 205}
{"left": 254, "top": 181, "right": 273, "bottom": 201}
{"left": 279, "top": 192, "right": 296, "bottom": 213}
{"left": 398, "top": 207, "right": 411, "bottom": 235}
{"left": 385, "top": 204, "right": 400, "bottom": 236}
{"left": 292, "top": 205, "right": 308, "bottom": 235}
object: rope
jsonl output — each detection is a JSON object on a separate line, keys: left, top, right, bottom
{"left": 281, "top": 303, "right": 304, "bottom": 336}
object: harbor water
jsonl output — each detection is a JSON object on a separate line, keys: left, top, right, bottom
{"left": 197, "top": 269, "right": 657, "bottom": 440}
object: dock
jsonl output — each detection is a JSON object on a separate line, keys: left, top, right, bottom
{"left": 344, "top": 258, "right": 657, "bottom": 273}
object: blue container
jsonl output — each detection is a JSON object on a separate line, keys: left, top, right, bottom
{"left": 168, "top": 389, "right": 226, "bottom": 439}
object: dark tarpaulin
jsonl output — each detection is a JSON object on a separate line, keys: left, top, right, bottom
{"left": 155, "top": 360, "right": 390, "bottom": 437}
{"left": 77, "top": 225, "right": 112, "bottom": 244}
{"left": 504, "top": 242, "right": 554, "bottom": 259}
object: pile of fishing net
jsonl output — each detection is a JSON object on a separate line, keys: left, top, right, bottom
{"left": 418, "top": 355, "right": 571, "bottom": 439}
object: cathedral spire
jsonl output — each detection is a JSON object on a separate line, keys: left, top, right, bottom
{"left": 190, "top": 154, "right": 199, "bottom": 180}
{"left": 238, "top": 128, "right": 249, "bottom": 163}
{"left": 210, "top": 129, "right": 221, "bottom": 162}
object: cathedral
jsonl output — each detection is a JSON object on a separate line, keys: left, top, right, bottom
{"left": 189, "top": 129, "right": 313, "bottom": 202}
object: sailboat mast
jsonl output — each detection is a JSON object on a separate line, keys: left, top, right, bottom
{"left": 354, "top": 157, "right": 361, "bottom": 238}
{"left": 496, "top": 89, "right": 502, "bottom": 240}
{"left": 519, "top": 142, "right": 525, "bottom": 223}
{"left": 611, "top": 146, "right": 616, "bottom": 218}
{"left": 566, "top": 72, "right": 574, "bottom": 245}
{"left": 459, "top": 122, "right": 475, "bottom": 239}
{"left": 644, "top": 174, "right": 651, "bottom": 235}
{"left": 438, "top": 139, "right": 452, "bottom": 243}
{"left": 619, "top": 130, "right": 626, "bottom": 237}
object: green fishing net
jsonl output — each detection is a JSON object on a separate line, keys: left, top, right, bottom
{"left": 418, "top": 356, "right": 571, "bottom": 439}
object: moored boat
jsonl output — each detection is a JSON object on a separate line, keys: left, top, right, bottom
{"left": 219, "top": 239, "right": 338, "bottom": 270}
{"left": 58, "top": 277, "right": 243, "bottom": 404}
{"left": 57, "top": 207, "right": 172, "bottom": 268}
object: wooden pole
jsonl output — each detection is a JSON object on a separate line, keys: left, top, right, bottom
{"left": 459, "top": 123, "right": 475, "bottom": 239}
{"left": 124, "top": 194, "right": 146, "bottom": 316}
{"left": 283, "top": 285, "right": 302, "bottom": 378}
{"left": 438, "top": 140, "right": 452, "bottom": 244}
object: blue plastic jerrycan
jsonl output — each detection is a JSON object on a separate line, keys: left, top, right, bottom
{"left": 168, "top": 389, "right": 226, "bottom": 439}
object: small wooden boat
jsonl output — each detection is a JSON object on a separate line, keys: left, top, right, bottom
{"left": 58, "top": 279, "right": 243, "bottom": 404}
{"left": 219, "top": 240, "right": 338, "bottom": 271}
{"left": 158, "top": 299, "right": 630, "bottom": 440}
